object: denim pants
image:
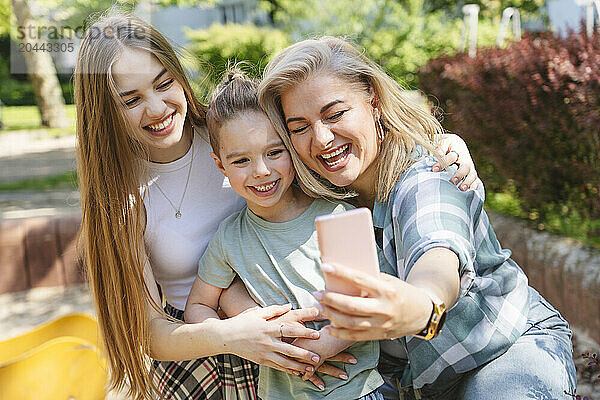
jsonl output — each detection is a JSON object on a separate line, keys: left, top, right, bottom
{"left": 378, "top": 287, "right": 577, "bottom": 400}
{"left": 358, "top": 389, "right": 385, "bottom": 400}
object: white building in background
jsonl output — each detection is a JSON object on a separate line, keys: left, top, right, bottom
{"left": 546, "top": 0, "right": 599, "bottom": 34}
{"left": 44, "top": 0, "right": 260, "bottom": 72}
{"left": 137, "top": 0, "right": 261, "bottom": 47}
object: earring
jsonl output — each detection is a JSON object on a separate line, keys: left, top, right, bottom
{"left": 374, "top": 109, "right": 385, "bottom": 141}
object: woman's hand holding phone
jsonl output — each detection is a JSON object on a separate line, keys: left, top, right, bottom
{"left": 313, "top": 263, "right": 432, "bottom": 341}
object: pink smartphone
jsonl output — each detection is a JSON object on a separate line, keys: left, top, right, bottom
{"left": 314, "top": 207, "right": 380, "bottom": 296}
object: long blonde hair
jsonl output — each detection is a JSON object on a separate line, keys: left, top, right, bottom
{"left": 258, "top": 36, "right": 444, "bottom": 201}
{"left": 74, "top": 13, "right": 206, "bottom": 399}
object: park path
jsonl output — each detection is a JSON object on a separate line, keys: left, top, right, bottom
{"left": 0, "top": 131, "right": 128, "bottom": 398}
{"left": 0, "top": 130, "right": 76, "bottom": 177}
{"left": 0, "top": 130, "right": 79, "bottom": 220}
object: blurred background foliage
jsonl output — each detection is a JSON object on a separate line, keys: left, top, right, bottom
{"left": 187, "top": 0, "right": 522, "bottom": 89}
{"left": 1, "top": 0, "right": 539, "bottom": 105}
{"left": 185, "top": 23, "right": 290, "bottom": 100}
{"left": 424, "top": 0, "right": 546, "bottom": 18}
{"left": 420, "top": 31, "right": 600, "bottom": 246}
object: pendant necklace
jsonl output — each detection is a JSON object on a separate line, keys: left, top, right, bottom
{"left": 153, "top": 140, "right": 194, "bottom": 219}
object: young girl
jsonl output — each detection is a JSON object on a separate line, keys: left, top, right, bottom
{"left": 185, "top": 70, "right": 383, "bottom": 400}
{"left": 74, "top": 12, "right": 478, "bottom": 400}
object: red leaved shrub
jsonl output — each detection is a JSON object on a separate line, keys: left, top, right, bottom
{"left": 419, "top": 30, "right": 600, "bottom": 222}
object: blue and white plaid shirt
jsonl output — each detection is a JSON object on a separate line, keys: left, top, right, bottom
{"left": 373, "top": 155, "right": 530, "bottom": 388}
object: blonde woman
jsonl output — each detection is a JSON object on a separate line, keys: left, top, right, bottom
{"left": 74, "top": 13, "right": 478, "bottom": 400}
{"left": 258, "top": 37, "right": 576, "bottom": 399}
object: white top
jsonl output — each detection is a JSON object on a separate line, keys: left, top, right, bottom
{"left": 143, "top": 132, "right": 245, "bottom": 310}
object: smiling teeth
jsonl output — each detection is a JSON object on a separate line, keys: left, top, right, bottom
{"left": 320, "top": 144, "right": 349, "bottom": 166}
{"left": 253, "top": 181, "right": 277, "bottom": 192}
{"left": 147, "top": 114, "right": 173, "bottom": 131}
{"left": 321, "top": 144, "right": 348, "bottom": 159}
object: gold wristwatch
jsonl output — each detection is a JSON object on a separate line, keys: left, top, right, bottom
{"left": 413, "top": 292, "right": 447, "bottom": 340}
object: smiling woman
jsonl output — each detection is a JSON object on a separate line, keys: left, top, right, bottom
{"left": 282, "top": 74, "right": 380, "bottom": 196}
{"left": 259, "top": 36, "right": 577, "bottom": 399}
{"left": 112, "top": 49, "right": 190, "bottom": 163}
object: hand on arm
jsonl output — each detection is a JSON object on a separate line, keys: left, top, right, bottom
{"left": 218, "top": 276, "right": 357, "bottom": 388}
{"left": 433, "top": 133, "right": 479, "bottom": 191}
{"left": 143, "top": 264, "right": 321, "bottom": 376}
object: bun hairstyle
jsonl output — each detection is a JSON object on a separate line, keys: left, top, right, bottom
{"left": 206, "top": 68, "right": 262, "bottom": 157}
{"left": 226, "top": 70, "right": 247, "bottom": 83}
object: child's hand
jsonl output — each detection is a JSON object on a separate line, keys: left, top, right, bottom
{"left": 291, "top": 354, "right": 357, "bottom": 392}
{"left": 293, "top": 326, "right": 351, "bottom": 361}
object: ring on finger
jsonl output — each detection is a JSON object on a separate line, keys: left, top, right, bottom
{"left": 279, "top": 324, "right": 285, "bottom": 338}
{"left": 448, "top": 150, "right": 459, "bottom": 162}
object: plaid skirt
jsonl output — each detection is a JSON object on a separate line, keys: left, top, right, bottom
{"left": 151, "top": 304, "right": 259, "bottom": 400}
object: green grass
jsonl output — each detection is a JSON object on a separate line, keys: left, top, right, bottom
{"left": 485, "top": 189, "right": 600, "bottom": 249}
{"left": 1, "top": 105, "right": 76, "bottom": 135}
{"left": 0, "top": 171, "right": 78, "bottom": 191}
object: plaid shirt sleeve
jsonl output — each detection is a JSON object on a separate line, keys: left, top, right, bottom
{"left": 374, "top": 156, "right": 530, "bottom": 388}
{"left": 392, "top": 157, "right": 481, "bottom": 299}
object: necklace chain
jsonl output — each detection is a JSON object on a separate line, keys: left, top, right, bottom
{"left": 153, "top": 141, "right": 194, "bottom": 219}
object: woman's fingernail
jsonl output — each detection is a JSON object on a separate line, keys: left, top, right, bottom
{"left": 311, "top": 331, "right": 320, "bottom": 339}
{"left": 349, "top": 358, "right": 357, "bottom": 364}
{"left": 318, "top": 384, "right": 325, "bottom": 390}
{"left": 460, "top": 184, "right": 467, "bottom": 191}
{"left": 321, "top": 263, "right": 334, "bottom": 273}
{"left": 306, "top": 366, "right": 314, "bottom": 372}
{"left": 313, "top": 291, "right": 323, "bottom": 300}
{"left": 452, "top": 177, "right": 459, "bottom": 184}
{"left": 311, "top": 355, "right": 320, "bottom": 363}
{"left": 340, "top": 374, "right": 348, "bottom": 380}
{"left": 432, "top": 166, "right": 440, "bottom": 172}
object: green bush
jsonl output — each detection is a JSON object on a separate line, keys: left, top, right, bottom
{"left": 419, "top": 31, "right": 600, "bottom": 245}
{"left": 185, "top": 23, "right": 290, "bottom": 100}
{"left": 263, "top": 0, "right": 502, "bottom": 87}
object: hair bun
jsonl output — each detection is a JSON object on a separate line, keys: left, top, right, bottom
{"left": 226, "top": 70, "right": 246, "bottom": 83}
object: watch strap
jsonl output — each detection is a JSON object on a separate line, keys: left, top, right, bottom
{"left": 413, "top": 291, "right": 447, "bottom": 340}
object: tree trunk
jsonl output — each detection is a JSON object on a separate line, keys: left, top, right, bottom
{"left": 11, "top": 0, "right": 69, "bottom": 128}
